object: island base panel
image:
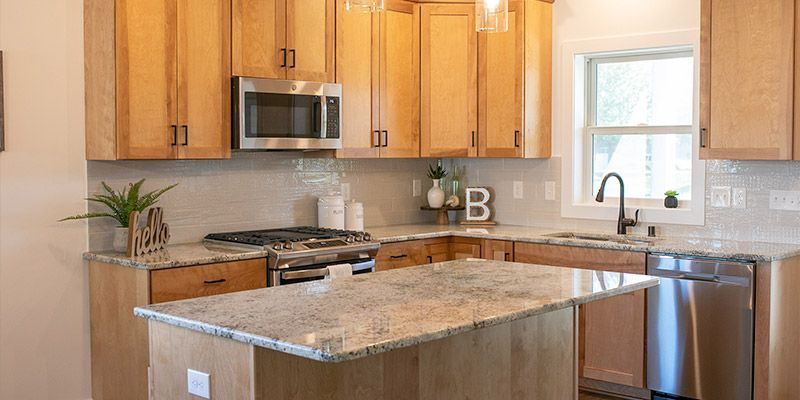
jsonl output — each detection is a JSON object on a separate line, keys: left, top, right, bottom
{"left": 148, "top": 307, "right": 577, "bottom": 400}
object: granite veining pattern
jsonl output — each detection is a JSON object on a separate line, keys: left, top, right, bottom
{"left": 83, "top": 242, "right": 268, "bottom": 270}
{"left": 85, "top": 223, "right": 800, "bottom": 269}
{"left": 134, "top": 259, "right": 658, "bottom": 362}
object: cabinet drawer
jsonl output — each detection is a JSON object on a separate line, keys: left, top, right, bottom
{"left": 376, "top": 241, "right": 425, "bottom": 271}
{"left": 149, "top": 258, "right": 267, "bottom": 303}
{"left": 514, "top": 242, "right": 645, "bottom": 274}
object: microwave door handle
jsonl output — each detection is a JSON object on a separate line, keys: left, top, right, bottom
{"left": 314, "top": 98, "right": 324, "bottom": 138}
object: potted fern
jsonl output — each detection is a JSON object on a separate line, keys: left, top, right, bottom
{"left": 60, "top": 179, "right": 177, "bottom": 252}
{"left": 426, "top": 162, "right": 448, "bottom": 208}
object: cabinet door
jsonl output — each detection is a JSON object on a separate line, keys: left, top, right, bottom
{"left": 149, "top": 259, "right": 267, "bottom": 303}
{"left": 177, "top": 0, "right": 231, "bottom": 159}
{"left": 232, "top": 0, "right": 286, "bottom": 79}
{"left": 482, "top": 240, "right": 514, "bottom": 261}
{"left": 423, "top": 239, "right": 450, "bottom": 264}
{"left": 379, "top": 0, "right": 421, "bottom": 158}
{"left": 335, "top": 0, "right": 380, "bottom": 158}
{"left": 420, "top": 4, "right": 477, "bottom": 157}
{"left": 450, "top": 238, "right": 482, "bottom": 260}
{"left": 286, "top": 0, "right": 335, "bottom": 82}
{"left": 115, "top": 0, "right": 178, "bottom": 159}
{"left": 478, "top": 1, "right": 524, "bottom": 158}
{"left": 514, "top": 242, "right": 647, "bottom": 390}
{"left": 700, "top": 0, "right": 795, "bottom": 160}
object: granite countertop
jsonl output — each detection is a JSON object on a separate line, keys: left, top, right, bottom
{"left": 84, "top": 224, "right": 800, "bottom": 269}
{"left": 134, "top": 259, "right": 659, "bottom": 362}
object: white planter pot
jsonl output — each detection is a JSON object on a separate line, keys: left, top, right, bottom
{"left": 113, "top": 227, "right": 129, "bottom": 253}
{"left": 427, "top": 179, "right": 446, "bottom": 208}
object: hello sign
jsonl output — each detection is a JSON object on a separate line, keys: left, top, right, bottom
{"left": 127, "top": 207, "right": 171, "bottom": 257}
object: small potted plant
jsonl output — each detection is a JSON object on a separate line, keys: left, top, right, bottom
{"left": 427, "top": 162, "right": 448, "bottom": 208}
{"left": 664, "top": 190, "right": 679, "bottom": 209}
{"left": 60, "top": 179, "right": 177, "bottom": 252}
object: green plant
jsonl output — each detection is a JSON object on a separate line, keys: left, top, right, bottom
{"left": 664, "top": 190, "right": 679, "bottom": 197}
{"left": 59, "top": 179, "right": 177, "bottom": 227}
{"left": 427, "top": 163, "right": 448, "bottom": 180}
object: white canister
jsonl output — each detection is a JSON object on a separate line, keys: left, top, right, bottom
{"left": 318, "top": 194, "right": 345, "bottom": 229}
{"left": 345, "top": 201, "right": 364, "bottom": 231}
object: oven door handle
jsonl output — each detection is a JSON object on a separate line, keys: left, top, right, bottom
{"left": 281, "top": 260, "right": 375, "bottom": 281}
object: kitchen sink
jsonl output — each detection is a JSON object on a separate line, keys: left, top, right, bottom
{"left": 545, "top": 232, "right": 658, "bottom": 246}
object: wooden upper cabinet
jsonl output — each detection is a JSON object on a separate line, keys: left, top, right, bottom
{"left": 234, "top": 0, "right": 335, "bottom": 82}
{"left": 287, "top": 0, "right": 336, "bottom": 82}
{"left": 177, "top": 0, "right": 231, "bottom": 159}
{"left": 336, "top": 0, "right": 419, "bottom": 158}
{"left": 700, "top": 0, "right": 796, "bottom": 160}
{"left": 522, "top": 0, "right": 552, "bottom": 158}
{"left": 335, "top": 0, "right": 380, "bottom": 157}
{"left": 86, "top": 0, "right": 231, "bottom": 160}
{"left": 420, "top": 4, "right": 478, "bottom": 158}
{"left": 115, "top": 0, "right": 178, "bottom": 160}
{"left": 478, "top": 1, "right": 524, "bottom": 158}
{"left": 380, "top": 1, "right": 421, "bottom": 157}
{"left": 232, "top": 0, "right": 286, "bottom": 79}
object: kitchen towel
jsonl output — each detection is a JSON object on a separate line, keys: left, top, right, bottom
{"left": 326, "top": 264, "right": 353, "bottom": 280}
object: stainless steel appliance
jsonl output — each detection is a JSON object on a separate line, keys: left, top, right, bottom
{"left": 205, "top": 227, "right": 379, "bottom": 287}
{"left": 647, "top": 254, "right": 755, "bottom": 400}
{"left": 232, "top": 77, "right": 342, "bottom": 151}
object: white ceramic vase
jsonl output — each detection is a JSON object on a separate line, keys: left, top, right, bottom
{"left": 427, "top": 179, "right": 446, "bottom": 208}
{"left": 113, "top": 227, "right": 129, "bottom": 253}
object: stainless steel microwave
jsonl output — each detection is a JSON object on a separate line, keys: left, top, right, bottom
{"left": 232, "top": 77, "right": 342, "bottom": 150}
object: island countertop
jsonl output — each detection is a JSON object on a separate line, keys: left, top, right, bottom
{"left": 134, "top": 259, "right": 658, "bottom": 363}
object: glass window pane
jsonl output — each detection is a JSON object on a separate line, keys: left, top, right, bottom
{"left": 592, "top": 133, "right": 692, "bottom": 200}
{"left": 595, "top": 55, "right": 693, "bottom": 127}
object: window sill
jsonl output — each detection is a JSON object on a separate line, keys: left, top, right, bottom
{"left": 561, "top": 201, "right": 704, "bottom": 226}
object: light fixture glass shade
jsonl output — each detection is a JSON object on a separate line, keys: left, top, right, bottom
{"left": 476, "top": 0, "right": 508, "bottom": 33}
{"left": 345, "top": 0, "right": 384, "bottom": 12}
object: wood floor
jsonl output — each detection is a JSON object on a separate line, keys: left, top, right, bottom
{"left": 579, "top": 391, "right": 626, "bottom": 400}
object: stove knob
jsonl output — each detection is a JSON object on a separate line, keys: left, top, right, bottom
{"left": 355, "top": 232, "right": 364, "bottom": 242}
{"left": 346, "top": 235, "right": 355, "bottom": 243}
{"left": 272, "top": 243, "right": 284, "bottom": 251}
{"left": 363, "top": 232, "right": 372, "bottom": 241}
{"left": 284, "top": 241, "right": 294, "bottom": 250}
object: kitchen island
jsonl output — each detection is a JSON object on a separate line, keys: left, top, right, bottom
{"left": 135, "top": 259, "right": 658, "bottom": 399}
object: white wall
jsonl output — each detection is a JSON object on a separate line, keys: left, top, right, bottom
{"left": 552, "top": 0, "right": 700, "bottom": 156}
{"left": 0, "top": 1, "right": 91, "bottom": 399}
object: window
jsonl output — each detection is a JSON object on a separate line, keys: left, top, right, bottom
{"left": 586, "top": 50, "right": 694, "bottom": 201}
{"left": 560, "top": 31, "right": 704, "bottom": 226}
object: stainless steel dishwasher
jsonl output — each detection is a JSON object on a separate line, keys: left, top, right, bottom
{"left": 647, "top": 254, "right": 755, "bottom": 400}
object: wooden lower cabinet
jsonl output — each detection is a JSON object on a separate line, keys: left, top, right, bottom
{"left": 514, "top": 242, "right": 648, "bottom": 397}
{"left": 89, "top": 258, "right": 267, "bottom": 400}
{"left": 482, "top": 239, "right": 514, "bottom": 261}
{"left": 376, "top": 237, "right": 487, "bottom": 271}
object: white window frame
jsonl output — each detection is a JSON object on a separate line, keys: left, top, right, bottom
{"left": 559, "top": 30, "right": 705, "bottom": 226}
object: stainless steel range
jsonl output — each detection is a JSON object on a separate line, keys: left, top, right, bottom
{"left": 204, "top": 227, "right": 380, "bottom": 287}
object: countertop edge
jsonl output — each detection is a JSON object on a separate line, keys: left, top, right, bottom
{"left": 134, "top": 274, "right": 659, "bottom": 363}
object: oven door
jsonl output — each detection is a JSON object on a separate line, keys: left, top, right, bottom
{"left": 272, "top": 259, "right": 375, "bottom": 287}
{"left": 233, "top": 77, "right": 341, "bottom": 150}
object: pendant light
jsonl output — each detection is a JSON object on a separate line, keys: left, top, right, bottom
{"left": 476, "top": 0, "right": 508, "bottom": 33}
{"left": 345, "top": 0, "right": 384, "bottom": 12}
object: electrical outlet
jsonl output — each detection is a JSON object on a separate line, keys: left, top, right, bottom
{"left": 412, "top": 180, "right": 422, "bottom": 197}
{"left": 769, "top": 190, "right": 800, "bottom": 210}
{"left": 732, "top": 188, "right": 746, "bottom": 209}
{"left": 545, "top": 181, "right": 556, "bottom": 201}
{"left": 513, "top": 181, "right": 524, "bottom": 199}
{"left": 187, "top": 369, "right": 210, "bottom": 399}
{"left": 340, "top": 183, "right": 351, "bottom": 201}
{"left": 710, "top": 186, "right": 731, "bottom": 208}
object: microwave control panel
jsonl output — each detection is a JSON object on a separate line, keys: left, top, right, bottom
{"left": 326, "top": 97, "right": 340, "bottom": 138}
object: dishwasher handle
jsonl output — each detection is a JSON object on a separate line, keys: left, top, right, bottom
{"left": 650, "top": 268, "right": 752, "bottom": 287}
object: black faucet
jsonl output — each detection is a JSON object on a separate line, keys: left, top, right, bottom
{"left": 595, "top": 172, "right": 639, "bottom": 235}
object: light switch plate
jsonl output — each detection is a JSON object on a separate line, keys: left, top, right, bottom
{"left": 710, "top": 186, "right": 731, "bottom": 208}
{"left": 545, "top": 181, "right": 556, "bottom": 201}
{"left": 188, "top": 369, "right": 210, "bottom": 399}
{"left": 732, "top": 188, "right": 746, "bottom": 209}
{"left": 412, "top": 180, "right": 422, "bottom": 197}
{"left": 513, "top": 181, "right": 524, "bottom": 199}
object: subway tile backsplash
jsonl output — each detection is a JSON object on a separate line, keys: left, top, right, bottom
{"left": 88, "top": 153, "right": 800, "bottom": 250}
{"left": 86, "top": 153, "right": 432, "bottom": 251}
